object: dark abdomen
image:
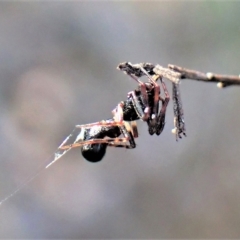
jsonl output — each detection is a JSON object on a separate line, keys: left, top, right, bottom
{"left": 81, "top": 144, "right": 107, "bottom": 162}
{"left": 81, "top": 124, "right": 121, "bottom": 162}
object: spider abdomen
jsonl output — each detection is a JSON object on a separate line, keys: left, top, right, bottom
{"left": 81, "top": 144, "right": 107, "bottom": 162}
{"left": 81, "top": 124, "right": 121, "bottom": 162}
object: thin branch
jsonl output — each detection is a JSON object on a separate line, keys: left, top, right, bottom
{"left": 153, "top": 65, "right": 181, "bottom": 84}
{"left": 167, "top": 64, "right": 240, "bottom": 88}
{"left": 152, "top": 64, "right": 240, "bottom": 88}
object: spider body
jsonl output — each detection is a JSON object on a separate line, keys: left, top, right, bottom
{"left": 81, "top": 86, "right": 156, "bottom": 162}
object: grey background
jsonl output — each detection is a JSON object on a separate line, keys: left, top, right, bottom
{"left": 0, "top": 2, "right": 240, "bottom": 238}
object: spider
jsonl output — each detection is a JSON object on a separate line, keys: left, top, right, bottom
{"left": 0, "top": 62, "right": 184, "bottom": 206}
{"left": 46, "top": 63, "right": 170, "bottom": 166}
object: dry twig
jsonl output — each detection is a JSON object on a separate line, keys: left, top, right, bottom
{"left": 153, "top": 64, "right": 240, "bottom": 88}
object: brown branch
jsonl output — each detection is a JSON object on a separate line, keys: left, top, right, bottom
{"left": 167, "top": 64, "right": 240, "bottom": 88}
{"left": 152, "top": 64, "right": 240, "bottom": 88}
{"left": 153, "top": 65, "right": 181, "bottom": 84}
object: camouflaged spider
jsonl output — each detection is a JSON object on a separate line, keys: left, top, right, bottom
{"left": 0, "top": 62, "right": 186, "bottom": 206}
{"left": 46, "top": 63, "right": 169, "bottom": 166}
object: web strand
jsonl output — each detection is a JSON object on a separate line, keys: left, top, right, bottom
{"left": 0, "top": 127, "right": 82, "bottom": 206}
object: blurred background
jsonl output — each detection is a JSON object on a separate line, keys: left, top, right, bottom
{"left": 0, "top": 2, "right": 240, "bottom": 238}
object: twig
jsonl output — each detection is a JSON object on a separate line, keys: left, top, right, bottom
{"left": 153, "top": 65, "right": 181, "bottom": 84}
{"left": 167, "top": 64, "right": 240, "bottom": 88}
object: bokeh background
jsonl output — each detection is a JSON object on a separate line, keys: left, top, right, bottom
{"left": 0, "top": 2, "right": 240, "bottom": 238}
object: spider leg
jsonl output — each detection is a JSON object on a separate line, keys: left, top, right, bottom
{"left": 60, "top": 120, "right": 136, "bottom": 151}
{"left": 46, "top": 119, "right": 129, "bottom": 168}
{"left": 120, "top": 121, "right": 136, "bottom": 148}
{"left": 60, "top": 136, "right": 135, "bottom": 150}
{"left": 138, "top": 66, "right": 161, "bottom": 116}
{"left": 112, "top": 102, "right": 137, "bottom": 147}
{"left": 117, "top": 62, "right": 155, "bottom": 78}
{"left": 117, "top": 63, "right": 151, "bottom": 119}
{"left": 127, "top": 90, "right": 150, "bottom": 121}
{"left": 129, "top": 121, "right": 138, "bottom": 138}
{"left": 112, "top": 102, "right": 124, "bottom": 123}
{"left": 172, "top": 82, "right": 186, "bottom": 140}
{"left": 154, "top": 78, "right": 170, "bottom": 135}
{"left": 75, "top": 120, "right": 122, "bottom": 129}
{"left": 117, "top": 62, "right": 145, "bottom": 78}
{"left": 147, "top": 81, "right": 160, "bottom": 135}
{"left": 136, "top": 66, "right": 162, "bottom": 135}
{"left": 127, "top": 75, "right": 151, "bottom": 119}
